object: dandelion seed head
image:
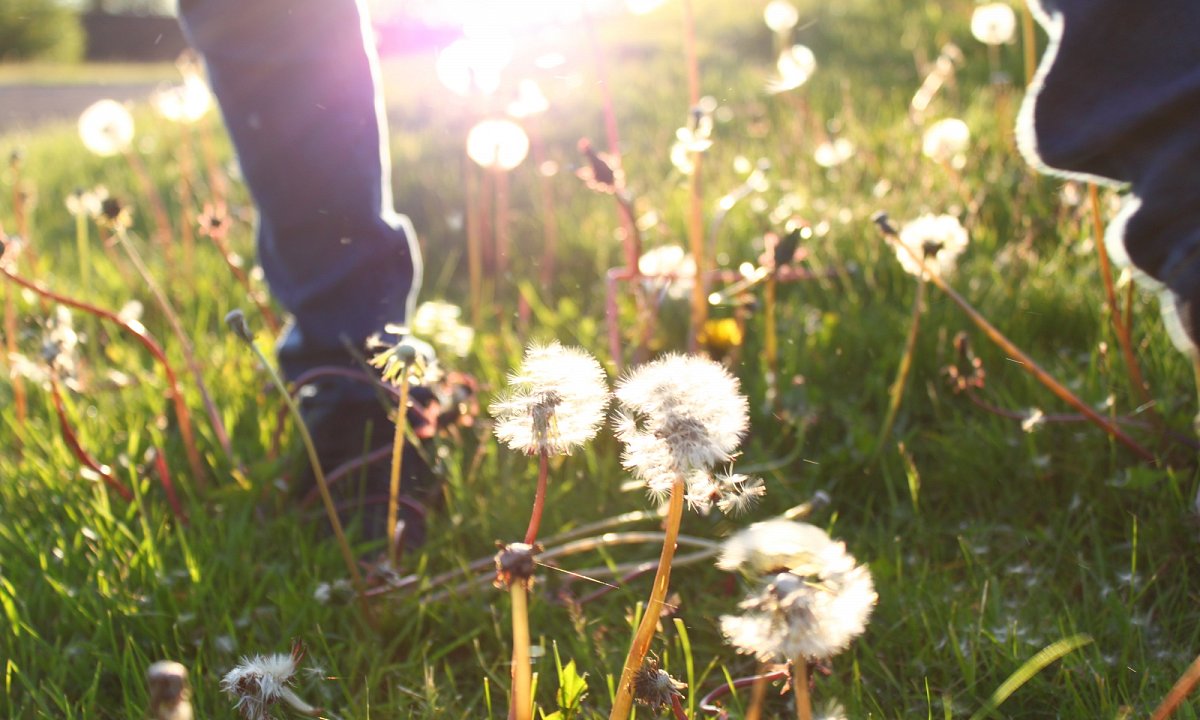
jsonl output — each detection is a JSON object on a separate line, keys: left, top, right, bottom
{"left": 767, "top": 45, "right": 816, "bottom": 94}
{"left": 78, "top": 99, "right": 134, "bottom": 157}
{"left": 615, "top": 355, "right": 749, "bottom": 494}
{"left": 814, "top": 137, "right": 856, "bottom": 168}
{"left": 152, "top": 76, "right": 212, "bottom": 124}
{"left": 764, "top": 0, "right": 800, "bottom": 33}
{"left": 490, "top": 342, "right": 610, "bottom": 455}
{"left": 718, "top": 519, "right": 844, "bottom": 575}
{"left": 467, "top": 119, "right": 530, "bottom": 171}
{"left": 632, "top": 657, "right": 686, "bottom": 710}
{"left": 895, "top": 213, "right": 969, "bottom": 279}
{"left": 922, "top": 117, "right": 971, "bottom": 168}
{"left": 639, "top": 245, "right": 696, "bottom": 300}
{"left": 721, "top": 550, "right": 876, "bottom": 661}
{"left": 220, "top": 652, "right": 297, "bottom": 720}
{"left": 971, "top": 3, "right": 1017, "bottom": 46}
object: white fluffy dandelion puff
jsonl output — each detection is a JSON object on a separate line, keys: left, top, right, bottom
{"left": 894, "top": 213, "right": 969, "bottom": 279}
{"left": 490, "top": 342, "right": 610, "bottom": 455}
{"left": 971, "top": 3, "right": 1017, "bottom": 46}
{"left": 719, "top": 525, "right": 876, "bottom": 661}
{"left": 220, "top": 649, "right": 322, "bottom": 720}
{"left": 921, "top": 117, "right": 971, "bottom": 168}
{"left": 614, "top": 354, "right": 749, "bottom": 499}
{"left": 78, "top": 99, "right": 134, "bottom": 157}
{"left": 718, "top": 519, "right": 849, "bottom": 575}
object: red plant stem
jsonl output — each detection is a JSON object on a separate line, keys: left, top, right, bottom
{"left": 122, "top": 149, "right": 174, "bottom": 258}
{"left": 151, "top": 446, "right": 187, "bottom": 524}
{"left": 606, "top": 267, "right": 632, "bottom": 371}
{"left": 49, "top": 374, "right": 134, "bottom": 502}
{"left": 206, "top": 227, "right": 281, "bottom": 334}
{"left": 4, "top": 281, "right": 25, "bottom": 430}
{"left": 0, "top": 252, "right": 208, "bottom": 487}
{"left": 177, "top": 128, "right": 197, "bottom": 273}
{"left": 1088, "top": 183, "right": 1153, "bottom": 409}
{"left": 876, "top": 216, "right": 1157, "bottom": 463}
{"left": 523, "top": 450, "right": 550, "bottom": 545}
{"left": 112, "top": 228, "right": 233, "bottom": 463}
{"left": 1151, "top": 653, "right": 1200, "bottom": 720}
{"left": 670, "top": 694, "right": 688, "bottom": 720}
{"left": 467, "top": 158, "right": 484, "bottom": 329}
{"left": 698, "top": 670, "right": 789, "bottom": 718}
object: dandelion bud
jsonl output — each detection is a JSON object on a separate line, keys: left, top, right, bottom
{"left": 148, "top": 660, "right": 192, "bottom": 720}
{"left": 224, "top": 309, "right": 254, "bottom": 344}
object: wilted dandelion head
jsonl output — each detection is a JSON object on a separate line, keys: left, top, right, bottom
{"left": 971, "top": 3, "right": 1017, "bottom": 46}
{"left": 763, "top": 0, "right": 800, "bottom": 32}
{"left": 895, "top": 213, "right": 969, "bottom": 279}
{"left": 632, "top": 657, "right": 686, "bottom": 710}
{"left": 490, "top": 342, "right": 610, "bottom": 455}
{"left": 467, "top": 119, "right": 530, "bottom": 171}
{"left": 78, "top": 99, "right": 134, "bottom": 157}
{"left": 719, "top": 530, "right": 877, "bottom": 661}
{"left": 921, "top": 117, "right": 971, "bottom": 168}
{"left": 767, "top": 45, "right": 817, "bottom": 94}
{"left": 576, "top": 138, "right": 625, "bottom": 194}
{"left": 220, "top": 648, "right": 321, "bottom": 720}
{"left": 614, "top": 355, "right": 749, "bottom": 499}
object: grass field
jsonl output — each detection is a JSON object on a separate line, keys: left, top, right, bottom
{"left": 2, "top": 1, "right": 1199, "bottom": 718}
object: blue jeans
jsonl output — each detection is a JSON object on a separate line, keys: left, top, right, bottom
{"left": 177, "top": 0, "right": 421, "bottom": 392}
{"left": 1020, "top": 0, "right": 1200, "bottom": 351}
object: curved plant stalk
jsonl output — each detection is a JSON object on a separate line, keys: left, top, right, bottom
{"left": 609, "top": 476, "right": 686, "bottom": 720}
{"left": 49, "top": 373, "right": 134, "bottom": 502}
{"left": 744, "top": 671, "right": 770, "bottom": 720}
{"left": 874, "top": 278, "right": 926, "bottom": 455}
{"left": 227, "top": 312, "right": 370, "bottom": 619}
{"left": 203, "top": 207, "right": 281, "bottom": 335}
{"left": 149, "top": 446, "right": 187, "bottom": 524}
{"left": 1150, "top": 652, "right": 1200, "bottom": 720}
{"left": 4, "top": 281, "right": 25, "bottom": 431}
{"left": 874, "top": 214, "right": 1157, "bottom": 463}
{"left": 0, "top": 243, "right": 207, "bottom": 486}
{"left": 698, "top": 669, "right": 788, "bottom": 719}
{"left": 111, "top": 227, "right": 233, "bottom": 464}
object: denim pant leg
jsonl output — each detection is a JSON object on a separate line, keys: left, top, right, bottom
{"left": 177, "top": 0, "right": 422, "bottom": 393}
{"left": 1019, "top": 0, "right": 1200, "bottom": 351}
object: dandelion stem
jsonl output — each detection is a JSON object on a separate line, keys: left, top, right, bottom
{"left": 75, "top": 211, "right": 91, "bottom": 293}
{"left": 1088, "top": 183, "right": 1155, "bottom": 412}
{"left": 670, "top": 693, "right": 688, "bottom": 720}
{"left": 4, "top": 281, "right": 25, "bottom": 433}
{"left": 687, "top": 153, "right": 707, "bottom": 354}
{"left": 121, "top": 149, "right": 174, "bottom": 259}
{"left": 386, "top": 371, "right": 412, "bottom": 569}
{"left": 112, "top": 227, "right": 234, "bottom": 463}
{"left": 242, "top": 335, "right": 372, "bottom": 619}
{"left": 765, "top": 268, "right": 779, "bottom": 410}
{"left": 875, "top": 278, "right": 926, "bottom": 455}
{"left": 1020, "top": 2, "right": 1038, "bottom": 88}
{"left": 510, "top": 582, "right": 533, "bottom": 720}
{"left": 530, "top": 121, "right": 560, "bottom": 291}
{"left": 467, "top": 160, "right": 484, "bottom": 329}
{"left": 0, "top": 245, "right": 207, "bottom": 487}
{"left": 875, "top": 214, "right": 1157, "bottom": 464}
{"left": 524, "top": 450, "right": 550, "bottom": 546}
{"left": 609, "top": 475, "right": 686, "bottom": 720}
{"left": 791, "top": 658, "right": 811, "bottom": 720}
{"left": 1150, "top": 652, "right": 1200, "bottom": 720}
{"left": 49, "top": 373, "right": 134, "bottom": 502}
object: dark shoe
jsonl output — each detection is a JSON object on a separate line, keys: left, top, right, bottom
{"left": 296, "top": 383, "right": 442, "bottom": 552}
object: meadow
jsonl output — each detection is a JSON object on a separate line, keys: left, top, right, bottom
{"left": 2, "top": 0, "right": 1199, "bottom": 717}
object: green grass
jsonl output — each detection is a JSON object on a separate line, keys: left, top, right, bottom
{"left": 3, "top": 1, "right": 1200, "bottom": 718}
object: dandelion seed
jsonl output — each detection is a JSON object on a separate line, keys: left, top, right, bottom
{"left": 490, "top": 342, "right": 610, "bottom": 455}
{"left": 763, "top": 0, "right": 800, "bottom": 33}
{"left": 767, "top": 45, "right": 817, "bottom": 94}
{"left": 719, "top": 530, "right": 876, "bottom": 661}
{"left": 1021, "top": 408, "right": 1045, "bottom": 433}
{"left": 971, "top": 3, "right": 1017, "bottom": 46}
{"left": 78, "top": 99, "right": 134, "bottom": 157}
{"left": 922, "top": 117, "right": 971, "bottom": 168}
{"left": 614, "top": 354, "right": 749, "bottom": 499}
{"left": 467, "top": 119, "right": 530, "bottom": 171}
{"left": 894, "top": 213, "right": 969, "bottom": 279}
